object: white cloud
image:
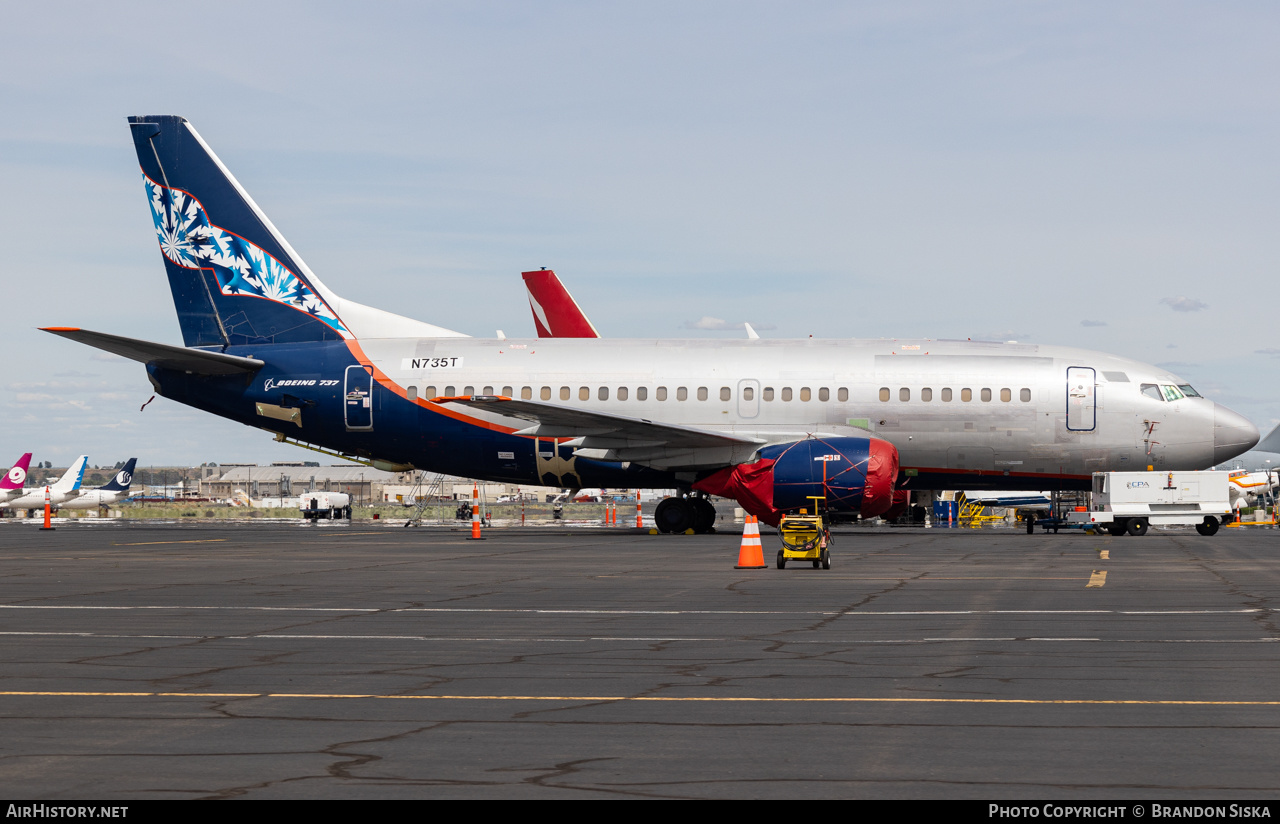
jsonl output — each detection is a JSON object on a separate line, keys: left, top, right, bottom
{"left": 1080, "top": 320, "right": 1107, "bottom": 327}
{"left": 682, "top": 316, "right": 775, "bottom": 332}
{"left": 1160, "top": 296, "right": 1208, "bottom": 312}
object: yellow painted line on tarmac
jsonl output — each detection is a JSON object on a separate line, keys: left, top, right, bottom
{"left": 2, "top": 691, "right": 1280, "bottom": 706}
{"left": 1087, "top": 570, "right": 1108, "bottom": 588}
{"left": 111, "top": 539, "right": 228, "bottom": 546}
{"left": 1099, "top": 550, "right": 1110, "bottom": 560}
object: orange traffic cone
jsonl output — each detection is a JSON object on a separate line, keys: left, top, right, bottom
{"left": 40, "top": 486, "right": 55, "bottom": 531}
{"left": 635, "top": 491, "right": 643, "bottom": 528}
{"left": 735, "top": 515, "right": 766, "bottom": 569}
{"left": 469, "top": 483, "right": 484, "bottom": 540}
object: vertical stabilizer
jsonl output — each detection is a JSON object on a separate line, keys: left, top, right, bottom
{"left": 2, "top": 454, "right": 32, "bottom": 491}
{"left": 522, "top": 269, "right": 602, "bottom": 338}
{"left": 51, "top": 457, "right": 88, "bottom": 494}
{"left": 127, "top": 116, "right": 465, "bottom": 346}
{"left": 98, "top": 459, "right": 137, "bottom": 493}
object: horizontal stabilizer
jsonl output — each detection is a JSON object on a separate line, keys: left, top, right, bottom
{"left": 41, "top": 328, "right": 264, "bottom": 375}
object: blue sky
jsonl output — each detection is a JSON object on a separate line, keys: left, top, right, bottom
{"left": 2, "top": 2, "right": 1278, "bottom": 467}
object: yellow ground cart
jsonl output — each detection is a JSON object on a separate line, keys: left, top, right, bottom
{"left": 777, "top": 502, "right": 832, "bottom": 570}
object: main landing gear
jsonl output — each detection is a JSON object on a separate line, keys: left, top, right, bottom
{"left": 653, "top": 495, "right": 717, "bottom": 534}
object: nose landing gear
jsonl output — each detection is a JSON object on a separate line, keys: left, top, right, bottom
{"left": 653, "top": 495, "right": 717, "bottom": 534}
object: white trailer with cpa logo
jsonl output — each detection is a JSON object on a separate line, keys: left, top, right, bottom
{"left": 1067, "top": 471, "right": 1231, "bottom": 536}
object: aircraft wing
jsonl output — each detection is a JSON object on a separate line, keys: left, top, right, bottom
{"left": 41, "top": 328, "right": 264, "bottom": 375}
{"left": 435, "top": 395, "right": 763, "bottom": 469}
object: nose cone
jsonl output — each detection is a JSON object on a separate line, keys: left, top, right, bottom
{"left": 1213, "top": 403, "right": 1260, "bottom": 464}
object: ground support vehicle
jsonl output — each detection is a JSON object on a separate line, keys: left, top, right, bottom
{"left": 300, "top": 491, "right": 352, "bottom": 520}
{"left": 777, "top": 512, "right": 832, "bottom": 569}
{"left": 1066, "top": 471, "right": 1230, "bottom": 536}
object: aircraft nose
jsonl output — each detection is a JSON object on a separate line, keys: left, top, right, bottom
{"left": 1213, "top": 403, "right": 1259, "bottom": 464}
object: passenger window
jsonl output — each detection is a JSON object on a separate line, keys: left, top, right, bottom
{"left": 579, "top": 386, "right": 590, "bottom": 401}
{"left": 899, "top": 388, "right": 910, "bottom": 402}
{"left": 1140, "top": 384, "right": 1163, "bottom": 401}
{"left": 697, "top": 387, "right": 708, "bottom": 401}
{"left": 521, "top": 387, "right": 532, "bottom": 400}
{"left": 819, "top": 388, "right": 830, "bottom": 402}
{"left": 463, "top": 386, "right": 475, "bottom": 396}
{"left": 599, "top": 387, "right": 609, "bottom": 401}
{"left": 482, "top": 386, "right": 494, "bottom": 396}
{"left": 879, "top": 387, "right": 890, "bottom": 402}
{"left": 424, "top": 386, "right": 437, "bottom": 399}
{"left": 720, "top": 387, "right": 731, "bottom": 401}
{"left": 782, "top": 387, "right": 793, "bottom": 401}
{"left": 764, "top": 387, "right": 775, "bottom": 401}
{"left": 637, "top": 387, "right": 648, "bottom": 401}
{"left": 541, "top": 386, "right": 551, "bottom": 400}
{"left": 921, "top": 388, "right": 932, "bottom": 402}
{"left": 1000, "top": 388, "right": 1011, "bottom": 402}
{"left": 743, "top": 386, "right": 754, "bottom": 401}
{"left": 445, "top": 385, "right": 456, "bottom": 396}
{"left": 501, "top": 386, "right": 513, "bottom": 397}
{"left": 657, "top": 387, "right": 668, "bottom": 401}
{"left": 800, "top": 387, "right": 811, "bottom": 402}
{"left": 1161, "top": 385, "right": 1185, "bottom": 402}
{"left": 407, "top": 386, "right": 418, "bottom": 401}
{"left": 961, "top": 388, "right": 972, "bottom": 402}
{"left": 1020, "top": 388, "right": 1031, "bottom": 402}
{"left": 941, "top": 388, "right": 952, "bottom": 402}
{"left": 837, "top": 388, "right": 848, "bottom": 402}
{"left": 980, "top": 388, "right": 991, "bottom": 402}
{"left": 560, "top": 387, "right": 571, "bottom": 401}
{"left": 617, "top": 387, "right": 628, "bottom": 401}
{"left": 677, "top": 387, "right": 688, "bottom": 401}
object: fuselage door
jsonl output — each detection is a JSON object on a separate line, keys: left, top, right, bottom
{"left": 1066, "top": 366, "right": 1096, "bottom": 432}
{"left": 737, "top": 379, "right": 760, "bottom": 419}
{"left": 344, "top": 365, "right": 374, "bottom": 431}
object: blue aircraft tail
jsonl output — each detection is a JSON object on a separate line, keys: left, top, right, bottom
{"left": 99, "top": 459, "right": 137, "bottom": 493}
{"left": 127, "top": 116, "right": 351, "bottom": 348}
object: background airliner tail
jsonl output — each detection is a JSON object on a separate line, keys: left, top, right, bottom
{"left": 522, "top": 269, "right": 601, "bottom": 338}
{"left": 127, "top": 115, "right": 465, "bottom": 347}
{"left": 98, "top": 459, "right": 137, "bottom": 493}
{"left": 2, "top": 453, "right": 32, "bottom": 491}
{"left": 50, "top": 456, "right": 88, "bottom": 493}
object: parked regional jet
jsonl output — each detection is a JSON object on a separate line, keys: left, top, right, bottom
{"left": 41, "top": 116, "right": 1261, "bottom": 533}
{"left": 0, "top": 456, "right": 88, "bottom": 511}
{"left": 0, "top": 453, "right": 33, "bottom": 503}
{"left": 523, "top": 269, "right": 601, "bottom": 338}
{"left": 57, "top": 459, "right": 137, "bottom": 510}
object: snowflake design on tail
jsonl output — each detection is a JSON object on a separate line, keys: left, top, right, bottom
{"left": 144, "top": 174, "right": 348, "bottom": 336}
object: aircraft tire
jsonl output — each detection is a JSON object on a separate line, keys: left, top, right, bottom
{"left": 1196, "top": 517, "right": 1219, "bottom": 536}
{"left": 1126, "top": 518, "right": 1149, "bottom": 537}
{"left": 654, "top": 497, "right": 694, "bottom": 534}
{"left": 691, "top": 498, "right": 717, "bottom": 534}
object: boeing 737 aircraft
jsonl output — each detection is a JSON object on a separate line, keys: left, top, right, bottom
{"left": 0, "top": 453, "right": 33, "bottom": 503}
{"left": 41, "top": 116, "right": 1260, "bottom": 532}
{"left": 1, "top": 456, "right": 88, "bottom": 512}
{"left": 57, "top": 459, "right": 138, "bottom": 510}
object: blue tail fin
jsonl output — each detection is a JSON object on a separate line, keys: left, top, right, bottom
{"left": 99, "top": 459, "right": 137, "bottom": 492}
{"left": 128, "top": 116, "right": 350, "bottom": 347}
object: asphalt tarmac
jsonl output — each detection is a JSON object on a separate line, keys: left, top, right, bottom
{"left": 1, "top": 520, "right": 1278, "bottom": 799}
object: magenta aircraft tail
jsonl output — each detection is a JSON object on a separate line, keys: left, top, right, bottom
{"left": 2, "top": 453, "right": 32, "bottom": 491}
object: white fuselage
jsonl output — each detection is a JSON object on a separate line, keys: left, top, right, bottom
{"left": 353, "top": 336, "right": 1240, "bottom": 482}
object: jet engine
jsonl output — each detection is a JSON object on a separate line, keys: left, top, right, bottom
{"left": 693, "top": 435, "right": 900, "bottom": 526}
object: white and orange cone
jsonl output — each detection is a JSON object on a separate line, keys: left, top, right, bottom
{"left": 734, "top": 515, "right": 766, "bottom": 569}
{"left": 40, "top": 485, "right": 54, "bottom": 531}
{"left": 469, "top": 483, "right": 484, "bottom": 540}
{"left": 635, "top": 491, "right": 643, "bottom": 528}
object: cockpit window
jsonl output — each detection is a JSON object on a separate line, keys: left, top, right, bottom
{"left": 1178, "top": 384, "right": 1202, "bottom": 398}
{"left": 1161, "top": 384, "right": 1185, "bottom": 402}
{"left": 1140, "top": 384, "right": 1163, "bottom": 401}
